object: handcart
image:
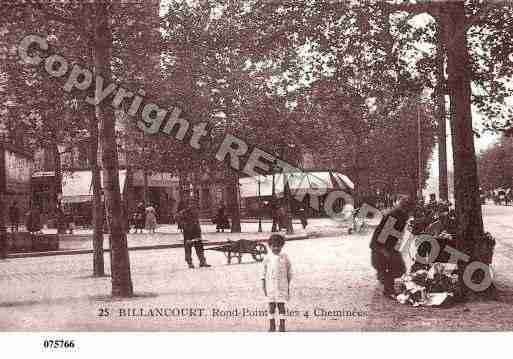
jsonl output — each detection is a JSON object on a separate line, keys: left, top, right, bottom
{"left": 205, "top": 239, "right": 268, "bottom": 264}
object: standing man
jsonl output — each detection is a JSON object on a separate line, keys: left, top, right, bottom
{"left": 175, "top": 199, "right": 211, "bottom": 269}
{"left": 370, "top": 195, "right": 413, "bottom": 298}
{"left": 26, "top": 204, "right": 42, "bottom": 235}
{"left": 426, "top": 193, "right": 438, "bottom": 216}
{"left": 133, "top": 202, "right": 145, "bottom": 234}
{"left": 298, "top": 206, "right": 308, "bottom": 230}
{"left": 8, "top": 201, "right": 20, "bottom": 232}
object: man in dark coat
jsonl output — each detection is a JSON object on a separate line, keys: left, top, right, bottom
{"left": 175, "top": 199, "right": 211, "bottom": 269}
{"left": 370, "top": 195, "right": 413, "bottom": 297}
{"left": 133, "top": 202, "right": 146, "bottom": 234}
{"left": 8, "top": 202, "right": 20, "bottom": 232}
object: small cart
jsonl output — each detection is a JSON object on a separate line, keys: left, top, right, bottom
{"left": 206, "top": 239, "right": 267, "bottom": 264}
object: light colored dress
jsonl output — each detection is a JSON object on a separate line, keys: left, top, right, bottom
{"left": 145, "top": 206, "right": 157, "bottom": 231}
{"left": 261, "top": 252, "right": 292, "bottom": 303}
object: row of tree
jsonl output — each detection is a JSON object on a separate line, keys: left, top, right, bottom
{"left": 1, "top": 1, "right": 512, "bottom": 297}
{"left": 478, "top": 136, "right": 513, "bottom": 192}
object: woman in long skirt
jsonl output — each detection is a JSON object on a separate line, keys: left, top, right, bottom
{"left": 145, "top": 205, "right": 157, "bottom": 233}
{"left": 214, "top": 205, "right": 230, "bottom": 232}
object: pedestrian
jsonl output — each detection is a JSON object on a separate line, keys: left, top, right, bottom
{"left": 175, "top": 199, "right": 211, "bottom": 269}
{"left": 298, "top": 206, "right": 308, "bottom": 230}
{"left": 176, "top": 200, "right": 186, "bottom": 232}
{"left": 56, "top": 205, "right": 66, "bottom": 234}
{"left": 214, "top": 205, "right": 230, "bottom": 232}
{"left": 65, "top": 210, "right": 74, "bottom": 234}
{"left": 276, "top": 205, "right": 287, "bottom": 231}
{"left": 145, "top": 204, "right": 157, "bottom": 234}
{"left": 271, "top": 202, "right": 279, "bottom": 232}
{"left": 26, "top": 204, "right": 42, "bottom": 235}
{"left": 8, "top": 201, "right": 20, "bottom": 232}
{"left": 133, "top": 202, "right": 145, "bottom": 234}
{"left": 261, "top": 234, "right": 292, "bottom": 332}
{"left": 154, "top": 204, "right": 160, "bottom": 224}
{"left": 426, "top": 193, "right": 438, "bottom": 217}
{"left": 369, "top": 195, "right": 413, "bottom": 298}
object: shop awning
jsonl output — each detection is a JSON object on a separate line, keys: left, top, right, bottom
{"left": 61, "top": 170, "right": 127, "bottom": 204}
{"left": 239, "top": 170, "right": 354, "bottom": 199}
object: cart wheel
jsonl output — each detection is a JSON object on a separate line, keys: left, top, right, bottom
{"left": 237, "top": 253, "right": 242, "bottom": 264}
{"left": 252, "top": 243, "right": 267, "bottom": 262}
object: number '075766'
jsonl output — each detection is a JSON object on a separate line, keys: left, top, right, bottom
{"left": 43, "top": 340, "right": 75, "bottom": 349}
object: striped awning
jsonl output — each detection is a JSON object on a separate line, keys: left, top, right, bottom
{"left": 239, "top": 171, "right": 354, "bottom": 199}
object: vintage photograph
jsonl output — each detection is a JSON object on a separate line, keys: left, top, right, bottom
{"left": 0, "top": 0, "right": 512, "bottom": 335}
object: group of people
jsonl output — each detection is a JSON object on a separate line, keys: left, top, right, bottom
{"left": 131, "top": 202, "right": 159, "bottom": 234}
{"left": 270, "top": 202, "right": 308, "bottom": 231}
{"left": 411, "top": 194, "right": 456, "bottom": 236}
{"left": 7, "top": 202, "right": 45, "bottom": 235}
{"left": 370, "top": 194, "right": 458, "bottom": 298}
{"left": 492, "top": 189, "right": 512, "bottom": 205}
{"left": 173, "top": 197, "right": 294, "bottom": 331}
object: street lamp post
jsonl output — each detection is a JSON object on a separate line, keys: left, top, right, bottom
{"left": 284, "top": 172, "right": 294, "bottom": 235}
{"left": 271, "top": 160, "right": 280, "bottom": 232}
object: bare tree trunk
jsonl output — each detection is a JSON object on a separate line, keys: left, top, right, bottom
{"left": 52, "top": 141, "right": 64, "bottom": 233}
{"left": 93, "top": 0, "right": 133, "bottom": 297}
{"left": 227, "top": 173, "right": 241, "bottom": 233}
{"left": 0, "top": 191, "right": 6, "bottom": 259}
{"left": 435, "top": 22, "right": 449, "bottom": 202}
{"left": 440, "top": 4, "right": 485, "bottom": 295}
{"left": 88, "top": 103, "right": 105, "bottom": 276}
{"left": 284, "top": 177, "right": 294, "bottom": 234}
{"left": 125, "top": 166, "right": 133, "bottom": 221}
{"left": 143, "top": 169, "right": 149, "bottom": 206}
{"left": 441, "top": 4, "right": 484, "bottom": 239}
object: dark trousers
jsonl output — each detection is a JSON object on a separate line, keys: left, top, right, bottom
{"left": 371, "top": 247, "right": 405, "bottom": 295}
{"left": 268, "top": 302, "right": 286, "bottom": 332}
{"left": 184, "top": 240, "right": 206, "bottom": 265}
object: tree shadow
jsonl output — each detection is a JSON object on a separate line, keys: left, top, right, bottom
{"left": 90, "top": 292, "right": 159, "bottom": 302}
{"left": 0, "top": 292, "right": 159, "bottom": 309}
{"left": 75, "top": 274, "right": 111, "bottom": 279}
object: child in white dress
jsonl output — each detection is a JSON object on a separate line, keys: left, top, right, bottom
{"left": 261, "top": 234, "right": 292, "bottom": 332}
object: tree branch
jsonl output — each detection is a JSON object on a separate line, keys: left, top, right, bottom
{"left": 385, "top": 2, "right": 436, "bottom": 16}
{"left": 28, "top": 1, "right": 81, "bottom": 28}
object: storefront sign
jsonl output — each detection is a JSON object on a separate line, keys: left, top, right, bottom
{"left": 1, "top": 145, "right": 33, "bottom": 193}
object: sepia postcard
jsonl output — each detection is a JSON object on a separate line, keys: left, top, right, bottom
{"left": 0, "top": 1, "right": 512, "bottom": 347}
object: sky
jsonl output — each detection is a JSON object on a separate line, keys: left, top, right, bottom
{"left": 424, "top": 117, "right": 499, "bottom": 198}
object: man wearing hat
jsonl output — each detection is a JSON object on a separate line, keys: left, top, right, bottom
{"left": 370, "top": 195, "right": 414, "bottom": 298}
{"left": 175, "top": 198, "right": 211, "bottom": 269}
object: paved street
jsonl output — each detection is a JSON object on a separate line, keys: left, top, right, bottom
{"left": 0, "top": 206, "right": 512, "bottom": 331}
{"left": 37, "top": 218, "right": 348, "bottom": 252}
{"left": 482, "top": 204, "right": 513, "bottom": 259}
